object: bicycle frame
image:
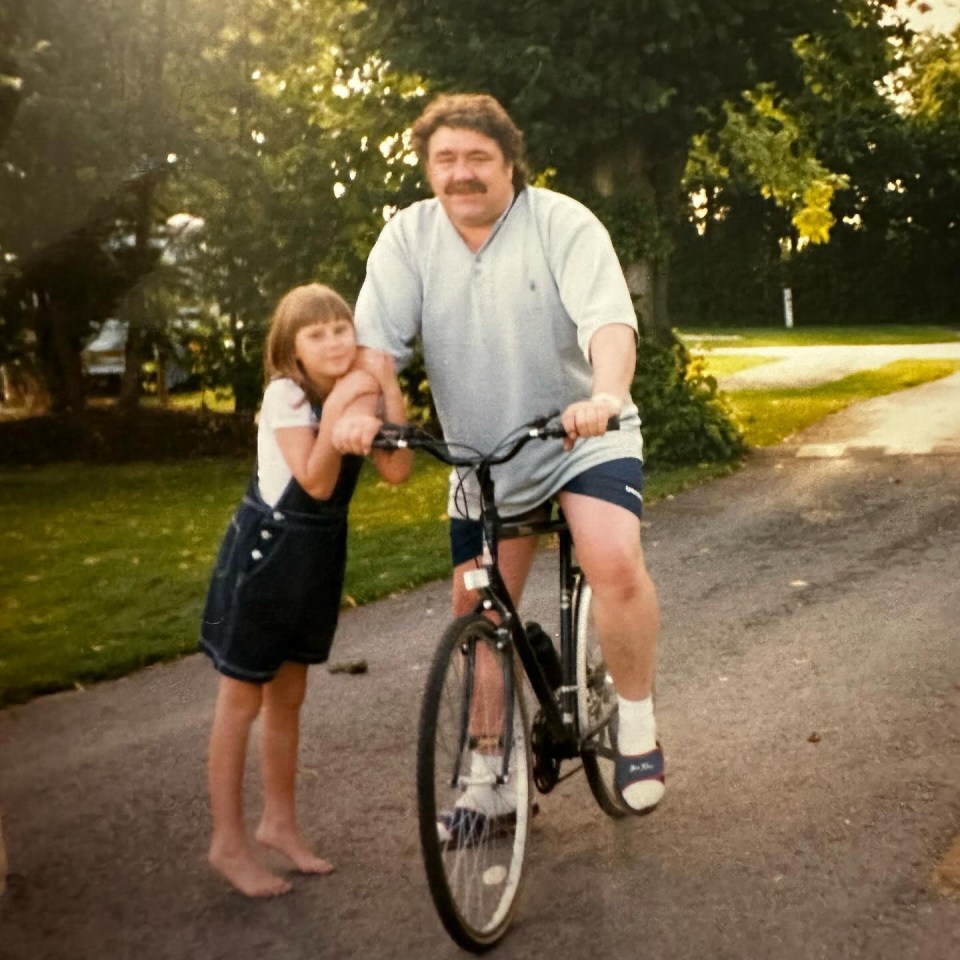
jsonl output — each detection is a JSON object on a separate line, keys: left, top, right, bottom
{"left": 463, "top": 461, "right": 584, "bottom": 754}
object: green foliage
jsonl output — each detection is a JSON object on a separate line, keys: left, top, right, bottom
{"left": 690, "top": 85, "right": 850, "bottom": 246}
{"left": 4, "top": 0, "right": 956, "bottom": 427}
{"left": 632, "top": 337, "right": 745, "bottom": 467}
{"left": 164, "top": 0, "right": 427, "bottom": 409}
{"left": 0, "top": 0, "right": 220, "bottom": 409}
{"left": 0, "top": 0, "right": 427, "bottom": 412}
{"left": 676, "top": 13, "right": 960, "bottom": 328}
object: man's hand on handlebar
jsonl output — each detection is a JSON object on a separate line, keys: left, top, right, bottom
{"left": 560, "top": 394, "right": 622, "bottom": 451}
{"left": 332, "top": 413, "right": 384, "bottom": 455}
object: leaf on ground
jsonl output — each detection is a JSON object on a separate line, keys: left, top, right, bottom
{"left": 327, "top": 659, "right": 368, "bottom": 675}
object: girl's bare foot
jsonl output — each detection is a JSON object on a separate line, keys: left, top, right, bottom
{"left": 209, "top": 842, "right": 293, "bottom": 897}
{"left": 255, "top": 824, "right": 335, "bottom": 875}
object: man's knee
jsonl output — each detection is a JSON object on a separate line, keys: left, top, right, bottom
{"left": 587, "top": 550, "right": 652, "bottom": 605}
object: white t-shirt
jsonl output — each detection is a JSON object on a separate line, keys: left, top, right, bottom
{"left": 257, "top": 378, "right": 317, "bottom": 506}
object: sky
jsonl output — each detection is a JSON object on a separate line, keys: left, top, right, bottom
{"left": 899, "top": 0, "right": 960, "bottom": 32}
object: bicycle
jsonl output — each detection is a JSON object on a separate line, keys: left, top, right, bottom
{"left": 373, "top": 413, "right": 631, "bottom": 951}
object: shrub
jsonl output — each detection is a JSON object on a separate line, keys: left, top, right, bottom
{"left": 632, "top": 337, "right": 744, "bottom": 468}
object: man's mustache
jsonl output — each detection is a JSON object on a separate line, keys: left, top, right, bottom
{"left": 445, "top": 180, "right": 487, "bottom": 195}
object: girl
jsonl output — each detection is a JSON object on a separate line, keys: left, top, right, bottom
{"left": 199, "top": 283, "right": 411, "bottom": 897}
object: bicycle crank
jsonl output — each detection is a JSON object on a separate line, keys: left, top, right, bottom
{"left": 531, "top": 707, "right": 579, "bottom": 793}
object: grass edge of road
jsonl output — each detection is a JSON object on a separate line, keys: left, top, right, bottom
{"left": 678, "top": 323, "right": 960, "bottom": 349}
{"left": 0, "top": 455, "right": 734, "bottom": 708}
{"left": 723, "top": 359, "right": 960, "bottom": 447}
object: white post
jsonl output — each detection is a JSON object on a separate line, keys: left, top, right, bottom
{"left": 782, "top": 287, "right": 794, "bottom": 329}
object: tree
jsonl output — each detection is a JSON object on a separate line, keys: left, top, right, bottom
{"left": 0, "top": 0, "right": 212, "bottom": 411}
{"left": 676, "top": 14, "right": 960, "bottom": 328}
{"left": 347, "top": 0, "right": 898, "bottom": 341}
{"left": 1, "top": 0, "right": 430, "bottom": 414}
{"left": 171, "top": 0, "right": 424, "bottom": 411}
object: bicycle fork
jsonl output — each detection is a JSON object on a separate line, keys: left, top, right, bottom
{"left": 451, "top": 612, "right": 518, "bottom": 792}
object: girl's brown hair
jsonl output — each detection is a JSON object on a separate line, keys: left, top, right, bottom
{"left": 264, "top": 283, "right": 354, "bottom": 404}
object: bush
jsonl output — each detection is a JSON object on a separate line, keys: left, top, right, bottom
{"left": 0, "top": 407, "right": 255, "bottom": 465}
{"left": 632, "top": 337, "right": 745, "bottom": 468}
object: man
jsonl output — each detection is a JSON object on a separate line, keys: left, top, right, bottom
{"left": 336, "top": 92, "right": 664, "bottom": 818}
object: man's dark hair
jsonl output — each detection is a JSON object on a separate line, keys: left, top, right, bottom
{"left": 411, "top": 93, "right": 529, "bottom": 191}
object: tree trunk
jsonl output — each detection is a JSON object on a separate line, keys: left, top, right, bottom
{"left": 591, "top": 139, "right": 686, "bottom": 344}
{"left": 35, "top": 297, "right": 86, "bottom": 413}
{"left": 119, "top": 0, "right": 168, "bottom": 412}
{"left": 118, "top": 178, "right": 153, "bottom": 412}
{"left": 230, "top": 318, "right": 260, "bottom": 416}
{"left": 1, "top": 361, "right": 48, "bottom": 413}
{"left": 155, "top": 350, "right": 169, "bottom": 407}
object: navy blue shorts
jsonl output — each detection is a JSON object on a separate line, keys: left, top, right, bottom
{"left": 449, "top": 457, "right": 644, "bottom": 566}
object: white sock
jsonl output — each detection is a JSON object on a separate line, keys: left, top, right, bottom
{"left": 616, "top": 695, "right": 665, "bottom": 811}
{"left": 455, "top": 752, "right": 517, "bottom": 817}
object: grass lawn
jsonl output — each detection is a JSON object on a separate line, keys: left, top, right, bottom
{"left": 0, "top": 454, "right": 731, "bottom": 707}
{"left": 694, "top": 354, "right": 780, "bottom": 380}
{"left": 726, "top": 359, "right": 960, "bottom": 447}
{"left": 679, "top": 323, "right": 960, "bottom": 349}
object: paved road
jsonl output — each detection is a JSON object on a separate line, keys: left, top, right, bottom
{"left": 2, "top": 367, "right": 959, "bottom": 959}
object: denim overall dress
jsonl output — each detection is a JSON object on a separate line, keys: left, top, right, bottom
{"left": 199, "top": 454, "right": 364, "bottom": 683}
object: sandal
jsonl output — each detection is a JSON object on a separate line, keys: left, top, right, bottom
{"left": 614, "top": 743, "right": 665, "bottom": 816}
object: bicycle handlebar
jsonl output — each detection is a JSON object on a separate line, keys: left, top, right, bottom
{"left": 372, "top": 413, "right": 620, "bottom": 471}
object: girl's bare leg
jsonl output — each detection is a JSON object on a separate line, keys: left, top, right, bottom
{"left": 208, "top": 675, "right": 292, "bottom": 897}
{"left": 255, "top": 662, "right": 334, "bottom": 875}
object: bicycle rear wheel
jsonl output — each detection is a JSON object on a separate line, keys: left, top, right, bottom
{"left": 574, "top": 579, "right": 628, "bottom": 817}
{"left": 417, "top": 614, "right": 532, "bottom": 952}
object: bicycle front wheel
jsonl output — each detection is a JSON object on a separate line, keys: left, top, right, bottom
{"left": 417, "top": 614, "right": 532, "bottom": 952}
{"left": 574, "top": 579, "right": 628, "bottom": 818}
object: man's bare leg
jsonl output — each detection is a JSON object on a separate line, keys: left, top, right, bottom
{"left": 559, "top": 492, "right": 664, "bottom": 811}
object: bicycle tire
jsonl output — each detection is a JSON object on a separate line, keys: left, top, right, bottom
{"left": 574, "top": 579, "right": 628, "bottom": 818}
{"left": 417, "top": 614, "right": 532, "bottom": 952}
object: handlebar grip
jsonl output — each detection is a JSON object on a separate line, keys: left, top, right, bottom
{"left": 371, "top": 423, "right": 410, "bottom": 449}
{"left": 540, "top": 415, "right": 619, "bottom": 440}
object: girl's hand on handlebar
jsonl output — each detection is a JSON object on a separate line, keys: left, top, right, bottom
{"left": 560, "top": 395, "right": 622, "bottom": 451}
{"left": 332, "top": 413, "right": 383, "bottom": 455}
